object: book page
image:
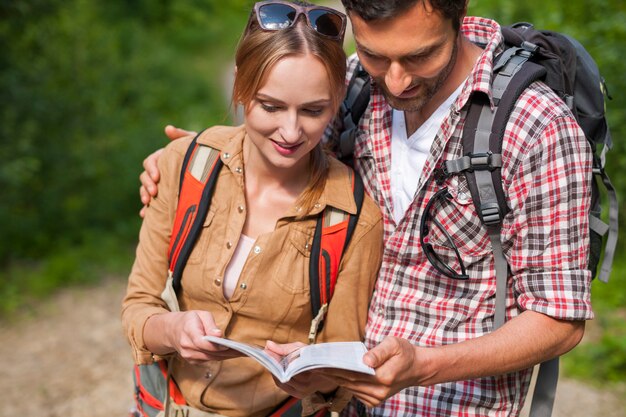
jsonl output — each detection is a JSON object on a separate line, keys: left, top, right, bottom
{"left": 203, "top": 335, "right": 375, "bottom": 383}
{"left": 283, "top": 341, "right": 375, "bottom": 380}
{"left": 203, "top": 335, "right": 285, "bottom": 380}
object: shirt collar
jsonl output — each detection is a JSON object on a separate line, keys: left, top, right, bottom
{"left": 196, "top": 124, "right": 246, "bottom": 167}
{"left": 317, "top": 157, "right": 359, "bottom": 215}
{"left": 454, "top": 16, "right": 504, "bottom": 112}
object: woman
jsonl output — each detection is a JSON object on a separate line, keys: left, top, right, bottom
{"left": 121, "top": 2, "right": 383, "bottom": 417}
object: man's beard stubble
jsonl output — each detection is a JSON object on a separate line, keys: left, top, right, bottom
{"left": 377, "top": 40, "right": 458, "bottom": 113}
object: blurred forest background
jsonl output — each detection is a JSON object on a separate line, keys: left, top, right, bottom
{"left": 1, "top": 0, "right": 624, "bottom": 386}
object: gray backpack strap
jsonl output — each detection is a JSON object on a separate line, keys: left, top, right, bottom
{"left": 447, "top": 51, "right": 561, "bottom": 417}
{"left": 454, "top": 95, "right": 509, "bottom": 329}
{"left": 446, "top": 53, "right": 548, "bottom": 328}
{"left": 164, "top": 360, "right": 174, "bottom": 417}
{"left": 594, "top": 160, "right": 619, "bottom": 283}
{"left": 529, "top": 357, "right": 560, "bottom": 417}
{"left": 337, "top": 63, "right": 370, "bottom": 165}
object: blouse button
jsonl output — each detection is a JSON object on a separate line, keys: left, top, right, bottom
{"left": 253, "top": 245, "right": 262, "bottom": 254}
{"left": 214, "top": 279, "right": 222, "bottom": 287}
{"left": 226, "top": 241, "right": 233, "bottom": 249}
{"left": 235, "top": 167, "right": 243, "bottom": 174}
{"left": 222, "top": 152, "right": 230, "bottom": 160}
{"left": 314, "top": 203, "right": 321, "bottom": 209}
{"left": 237, "top": 205, "right": 245, "bottom": 213}
{"left": 240, "top": 283, "right": 247, "bottom": 290}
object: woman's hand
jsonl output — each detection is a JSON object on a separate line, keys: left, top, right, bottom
{"left": 145, "top": 310, "right": 241, "bottom": 365}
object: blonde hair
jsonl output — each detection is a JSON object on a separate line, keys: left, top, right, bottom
{"left": 233, "top": 13, "right": 347, "bottom": 217}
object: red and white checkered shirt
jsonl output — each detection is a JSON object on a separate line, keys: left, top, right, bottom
{"left": 326, "top": 17, "right": 594, "bottom": 417}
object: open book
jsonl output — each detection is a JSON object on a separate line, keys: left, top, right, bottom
{"left": 203, "top": 335, "right": 375, "bottom": 383}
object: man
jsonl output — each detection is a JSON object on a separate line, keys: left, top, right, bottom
{"left": 139, "top": 1, "right": 593, "bottom": 416}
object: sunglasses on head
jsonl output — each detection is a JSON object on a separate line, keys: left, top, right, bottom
{"left": 249, "top": 1, "right": 347, "bottom": 42}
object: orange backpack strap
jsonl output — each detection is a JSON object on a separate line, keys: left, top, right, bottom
{"left": 308, "top": 170, "right": 365, "bottom": 343}
{"left": 167, "top": 131, "right": 222, "bottom": 294}
{"left": 132, "top": 134, "right": 223, "bottom": 417}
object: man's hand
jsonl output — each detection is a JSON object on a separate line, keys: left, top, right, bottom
{"left": 265, "top": 341, "right": 338, "bottom": 398}
{"left": 139, "top": 125, "right": 197, "bottom": 217}
{"left": 323, "top": 336, "right": 423, "bottom": 407}
{"left": 321, "top": 312, "right": 586, "bottom": 408}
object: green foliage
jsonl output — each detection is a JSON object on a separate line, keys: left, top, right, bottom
{"left": 563, "top": 317, "right": 626, "bottom": 383}
{"left": 0, "top": 0, "right": 253, "bottom": 310}
{"left": 0, "top": 230, "right": 136, "bottom": 316}
{"left": 0, "top": 0, "right": 245, "bottom": 259}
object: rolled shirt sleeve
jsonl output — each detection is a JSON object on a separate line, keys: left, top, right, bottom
{"left": 505, "top": 112, "right": 594, "bottom": 321}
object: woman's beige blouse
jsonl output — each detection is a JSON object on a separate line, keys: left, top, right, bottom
{"left": 122, "top": 126, "right": 383, "bottom": 417}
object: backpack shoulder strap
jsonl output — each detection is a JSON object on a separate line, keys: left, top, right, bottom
{"left": 594, "top": 166, "right": 619, "bottom": 283}
{"left": 337, "top": 63, "right": 371, "bottom": 165}
{"left": 308, "top": 170, "right": 365, "bottom": 343}
{"left": 445, "top": 50, "right": 547, "bottom": 327}
{"left": 167, "top": 131, "right": 223, "bottom": 294}
{"left": 446, "top": 49, "right": 561, "bottom": 417}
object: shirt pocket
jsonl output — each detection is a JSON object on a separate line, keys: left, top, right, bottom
{"left": 269, "top": 225, "right": 312, "bottom": 295}
{"left": 186, "top": 203, "right": 219, "bottom": 265}
{"left": 425, "top": 176, "right": 492, "bottom": 266}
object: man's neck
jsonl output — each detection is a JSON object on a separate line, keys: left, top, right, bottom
{"left": 404, "top": 36, "right": 483, "bottom": 137}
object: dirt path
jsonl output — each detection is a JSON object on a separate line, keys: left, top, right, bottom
{"left": 1, "top": 277, "right": 624, "bottom": 417}
{"left": 0, "top": 278, "right": 134, "bottom": 417}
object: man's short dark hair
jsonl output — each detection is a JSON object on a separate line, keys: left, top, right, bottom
{"left": 341, "top": 0, "right": 466, "bottom": 31}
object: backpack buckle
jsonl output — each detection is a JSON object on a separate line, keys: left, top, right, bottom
{"left": 308, "top": 303, "right": 328, "bottom": 344}
{"left": 520, "top": 41, "right": 539, "bottom": 54}
{"left": 480, "top": 202, "right": 503, "bottom": 226}
{"left": 467, "top": 152, "right": 503, "bottom": 172}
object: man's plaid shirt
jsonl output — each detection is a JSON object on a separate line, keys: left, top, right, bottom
{"left": 326, "top": 17, "right": 594, "bottom": 417}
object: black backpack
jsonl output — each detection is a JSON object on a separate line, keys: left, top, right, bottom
{"left": 337, "top": 22, "right": 618, "bottom": 417}
{"left": 446, "top": 23, "right": 618, "bottom": 282}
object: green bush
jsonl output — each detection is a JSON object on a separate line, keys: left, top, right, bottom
{"left": 0, "top": 230, "right": 135, "bottom": 316}
{"left": 0, "top": 0, "right": 250, "bottom": 312}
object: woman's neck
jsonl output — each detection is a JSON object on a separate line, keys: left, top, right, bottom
{"left": 240, "top": 136, "right": 310, "bottom": 238}
{"left": 242, "top": 135, "right": 310, "bottom": 196}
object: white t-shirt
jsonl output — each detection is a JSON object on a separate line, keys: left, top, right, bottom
{"left": 390, "top": 84, "right": 463, "bottom": 223}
